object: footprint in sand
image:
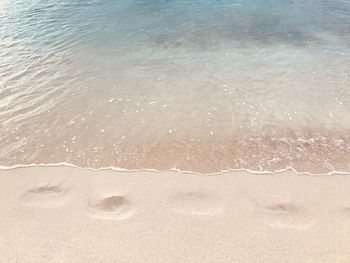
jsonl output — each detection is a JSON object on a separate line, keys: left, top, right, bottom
{"left": 258, "top": 202, "right": 314, "bottom": 230}
{"left": 21, "top": 183, "right": 70, "bottom": 208}
{"left": 340, "top": 206, "right": 350, "bottom": 213}
{"left": 169, "top": 191, "right": 224, "bottom": 216}
{"left": 336, "top": 205, "right": 350, "bottom": 220}
{"left": 87, "top": 195, "right": 135, "bottom": 220}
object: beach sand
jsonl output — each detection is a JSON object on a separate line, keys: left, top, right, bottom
{"left": 1, "top": 166, "right": 350, "bottom": 262}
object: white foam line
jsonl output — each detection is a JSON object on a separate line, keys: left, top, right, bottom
{"left": 0, "top": 162, "right": 349, "bottom": 177}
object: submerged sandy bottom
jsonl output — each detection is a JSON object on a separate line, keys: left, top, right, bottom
{"left": 1, "top": 166, "right": 350, "bottom": 262}
{"left": 1, "top": 0, "right": 350, "bottom": 174}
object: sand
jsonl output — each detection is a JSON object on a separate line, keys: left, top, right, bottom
{"left": 1, "top": 166, "right": 350, "bottom": 262}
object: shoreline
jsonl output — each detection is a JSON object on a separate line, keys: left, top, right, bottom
{"left": 1, "top": 166, "right": 350, "bottom": 262}
{"left": 1, "top": 162, "right": 350, "bottom": 176}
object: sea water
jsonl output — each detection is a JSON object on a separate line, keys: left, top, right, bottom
{"left": 0, "top": 0, "right": 349, "bottom": 174}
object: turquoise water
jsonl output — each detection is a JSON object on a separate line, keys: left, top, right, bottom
{"left": 0, "top": 0, "right": 349, "bottom": 173}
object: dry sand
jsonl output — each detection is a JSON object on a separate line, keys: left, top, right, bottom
{"left": 1, "top": 166, "right": 350, "bottom": 262}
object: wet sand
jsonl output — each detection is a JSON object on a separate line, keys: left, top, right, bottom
{"left": 1, "top": 166, "right": 350, "bottom": 262}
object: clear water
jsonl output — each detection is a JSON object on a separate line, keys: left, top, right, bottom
{"left": 0, "top": 0, "right": 349, "bottom": 174}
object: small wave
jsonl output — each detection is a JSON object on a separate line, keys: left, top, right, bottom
{"left": 0, "top": 162, "right": 349, "bottom": 177}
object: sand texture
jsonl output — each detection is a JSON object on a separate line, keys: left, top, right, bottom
{"left": 1, "top": 166, "right": 350, "bottom": 262}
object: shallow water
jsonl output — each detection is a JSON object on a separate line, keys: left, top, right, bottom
{"left": 0, "top": 0, "right": 349, "bottom": 174}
